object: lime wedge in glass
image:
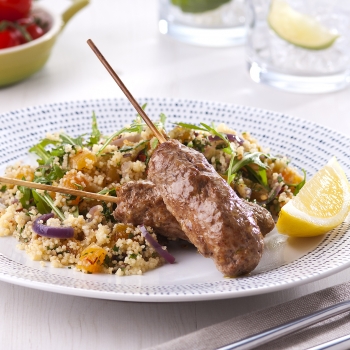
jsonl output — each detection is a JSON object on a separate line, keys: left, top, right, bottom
{"left": 268, "top": 0, "right": 339, "bottom": 50}
{"left": 171, "top": 0, "right": 231, "bottom": 14}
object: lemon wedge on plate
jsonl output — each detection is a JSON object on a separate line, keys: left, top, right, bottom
{"left": 276, "top": 157, "right": 350, "bottom": 237}
{"left": 268, "top": 0, "right": 339, "bottom": 50}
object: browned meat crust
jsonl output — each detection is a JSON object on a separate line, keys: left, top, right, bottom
{"left": 113, "top": 181, "right": 188, "bottom": 241}
{"left": 244, "top": 201, "right": 275, "bottom": 236}
{"left": 148, "top": 139, "right": 264, "bottom": 276}
{"left": 114, "top": 181, "right": 274, "bottom": 241}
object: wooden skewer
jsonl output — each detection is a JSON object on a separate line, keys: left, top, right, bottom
{"left": 87, "top": 39, "right": 166, "bottom": 144}
{"left": 0, "top": 41, "right": 167, "bottom": 203}
{"left": 0, "top": 176, "right": 119, "bottom": 204}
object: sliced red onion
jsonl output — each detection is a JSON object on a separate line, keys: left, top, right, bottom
{"left": 140, "top": 225, "right": 175, "bottom": 264}
{"left": 111, "top": 134, "right": 142, "bottom": 147}
{"left": 208, "top": 134, "right": 244, "bottom": 145}
{"left": 33, "top": 213, "right": 74, "bottom": 239}
{"left": 88, "top": 205, "right": 101, "bottom": 217}
{"left": 123, "top": 153, "right": 132, "bottom": 158}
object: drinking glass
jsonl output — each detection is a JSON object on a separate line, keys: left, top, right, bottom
{"left": 246, "top": 0, "right": 350, "bottom": 93}
{"left": 159, "top": 0, "right": 246, "bottom": 47}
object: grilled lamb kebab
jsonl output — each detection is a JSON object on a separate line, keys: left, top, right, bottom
{"left": 114, "top": 181, "right": 188, "bottom": 241}
{"left": 147, "top": 139, "right": 264, "bottom": 277}
{"left": 114, "top": 181, "right": 274, "bottom": 241}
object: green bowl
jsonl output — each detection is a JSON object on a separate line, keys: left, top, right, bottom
{"left": 0, "top": 0, "right": 89, "bottom": 87}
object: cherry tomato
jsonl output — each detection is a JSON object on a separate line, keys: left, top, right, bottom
{"left": 26, "top": 23, "right": 44, "bottom": 40}
{"left": 0, "top": 28, "right": 20, "bottom": 49}
{"left": 0, "top": 0, "right": 32, "bottom": 21}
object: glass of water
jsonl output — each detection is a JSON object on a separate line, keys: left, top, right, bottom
{"left": 159, "top": 0, "right": 246, "bottom": 47}
{"left": 246, "top": 0, "right": 350, "bottom": 93}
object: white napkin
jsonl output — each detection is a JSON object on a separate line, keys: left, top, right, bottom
{"left": 145, "top": 281, "right": 350, "bottom": 350}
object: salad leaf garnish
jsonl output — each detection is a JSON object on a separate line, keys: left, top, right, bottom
{"left": 285, "top": 169, "right": 306, "bottom": 195}
{"left": 87, "top": 112, "right": 101, "bottom": 147}
{"left": 32, "top": 190, "right": 51, "bottom": 215}
{"left": 34, "top": 165, "right": 65, "bottom": 184}
{"left": 245, "top": 166, "right": 269, "bottom": 189}
{"left": 96, "top": 119, "right": 145, "bottom": 156}
{"left": 18, "top": 181, "right": 32, "bottom": 209}
{"left": 159, "top": 113, "right": 167, "bottom": 130}
{"left": 32, "top": 190, "right": 65, "bottom": 220}
{"left": 60, "top": 133, "right": 84, "bottom": 147}
{"left": 174, "top": 122, "right": 208, "bottom": 132}
{"left": 98, "top": 188, "right": 116, "bottom": 196}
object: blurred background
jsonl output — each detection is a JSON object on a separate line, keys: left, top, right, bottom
{"left": 0, "top": 0, "right": 349, "bottom": 133}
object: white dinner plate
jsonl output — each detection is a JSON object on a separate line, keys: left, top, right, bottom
{"left": 1, "top": 98, "right": 350, "bottom": 302}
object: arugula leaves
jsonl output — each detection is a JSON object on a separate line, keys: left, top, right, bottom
{"left": 175, "top": 122, "right": 271, "bottom": 187}
{"left": 87, "top": 112, "right": 101, "bottom": 147}
{"left": 18, "top": 183, "right": 31, "bottom": 209}
{"left": 96, "top": 119, "right": 145, "bottom": 156}
{"left": 32, "top": 190, "right": 65, "bottom": 220}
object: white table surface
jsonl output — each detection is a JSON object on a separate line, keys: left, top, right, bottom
{"left": 1, "top": 1, "right": 350, "bottom": 349}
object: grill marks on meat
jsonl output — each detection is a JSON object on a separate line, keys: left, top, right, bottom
{"left": 114, "top": 181, "right": 274, "bottom": 240}
{"left": 114, "top": 181, "right": 188, "bottom": 241}
{"left": 148, "top": 139, "right": 264, "bottom": 277}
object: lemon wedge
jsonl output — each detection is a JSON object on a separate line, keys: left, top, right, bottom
{"left": 268, "top": 0, "right": 339, "bottom": 50}
{"left": 276, "top": 157, "right": 350, "bottom": 237}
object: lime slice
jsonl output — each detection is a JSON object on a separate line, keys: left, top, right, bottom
{"left": 171, "top": 0, "right": 231, "bottom": 14}
{"left": 268, "top": 0, "right": 339, "bottom": 50}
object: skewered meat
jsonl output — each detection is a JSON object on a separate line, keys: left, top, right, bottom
{"left": 114, "top": 181, "right": 274, "bottom": 239}
{"left": 148, "top": 139, "right": 264, "bottom": 276}
{"left": 114, "top": 181, "right": 188, "bottom": 241}
{"left": 245, "top": 201, "right": 275, "bottom": 236}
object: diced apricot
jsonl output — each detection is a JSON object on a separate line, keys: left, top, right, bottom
{"left": 69, "top": 150, "right": 96, "bottom": 170}
{"left": 114, "top": 223, "right": 133, "bottom": 239}
{"left": 106, "top": 165, "right": 120, "bottom": 183}
{"left": 77, "top": 246, "right": 107, "bottom": 273}
{"left": 282, "top": 168, "right": 303, "bottom": 184}
{"left": 16, "top": 169, "right": 34, "bottom": 182}
{"left": 61, "top": 169, "right": 88, "bottom": 190}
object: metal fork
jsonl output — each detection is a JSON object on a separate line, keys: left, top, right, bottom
{"left": 216, "top": 300, "right": 350, "bottom": 350}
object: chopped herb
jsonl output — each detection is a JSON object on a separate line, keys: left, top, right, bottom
{"left": 128, "top": 233, "right": 134, "bottom": 239}
{"left": 102, "top": 202, "right": 115, "bottom": 222}
{"left": 112, "top": 245, "right": 119, "bottom": 252}
{"left": 104, "top": 255, "right": 111, "bottom": 267}
{"left": 0, "top": 185, "right": 7, "bottom": 192}
{"left": 129, "top": 254, "right": 137, "bottom": 259}
{"left": 119, "top": 146, "right": 134, "bottom": 153}
{"left": 74, "top": 183, "right": 83, "bottom": 190}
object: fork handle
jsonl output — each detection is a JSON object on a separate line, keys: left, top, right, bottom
{"left": 217, "top": 300, "right": 350, "bottom": 350}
